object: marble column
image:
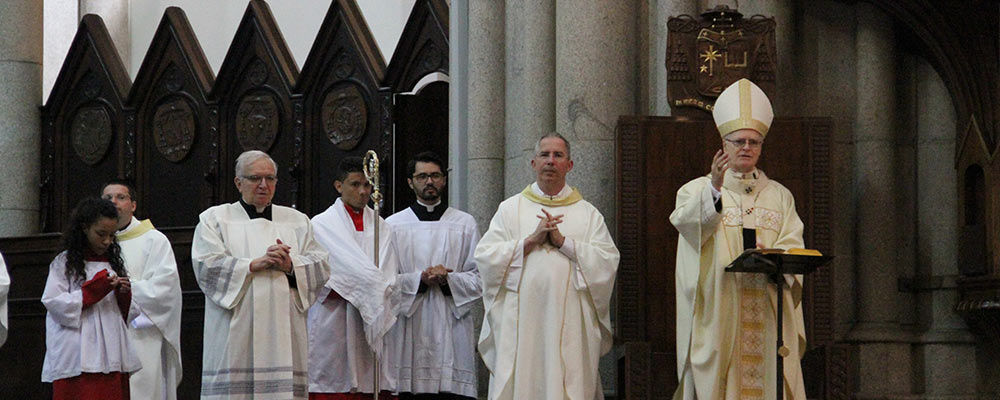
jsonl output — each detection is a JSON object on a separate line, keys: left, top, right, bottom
{"left": 849, "top": 3, "right": 912, "bottom": 397}
{"left": 647, "top": 0, "right": 698, "bottom": 115}
{"left": 79, "top": 0, "right": 130, "bottom": 73}
{"left": 0, "top": 1, "right": 43, "bottom": 237}
{"left": 914, "top": 57, "right": 976, "bottom": 396}
{"left": 504, "top": 0, "right": 555, "bottom": 197}
{"left": 555, "top": 0, "right": 637, "bottom": 233}
{"left": 799, "top": 0, "right": 859, "bottom": 340}
{"left": 466, "top": 1, "right": 505, "bottom": 233}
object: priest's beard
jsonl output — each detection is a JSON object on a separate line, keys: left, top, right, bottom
{"left": 417, "top": 186, "right": 441, "bottom": 203}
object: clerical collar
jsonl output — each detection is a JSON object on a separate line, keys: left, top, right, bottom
{"left": 411, "top": 200, "right": 445, "bottom": 221}
{"left": 239, "top": 199, "right": 273, "bottom": 221}
{"left": 530, "top": 182, "right": 572, "bottom": 201}
{"left": 343, "top": 200, "right": 365, "bottom": 231}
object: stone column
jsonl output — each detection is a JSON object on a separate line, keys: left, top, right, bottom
{"left": 555, "top": 0, "right": 637, "bottom": 232}
{"left": 914, "top": 57, "right": 976, "bottom": 396}
{"left": 79, "top": 0, "right": 130, "bottom": 73}
{"left": 504, "top": 0, "right": 556, "bottom": 196}
{"left": 466, "top": 1, "right": 505, "bottom": 233}
{"left": 848, "top": 3, "right": 912, "bottom": 397}
{"left": 732, "top": 0, "right": 797, "bottom": 115}
{"left": 0, "top": 1, "right": 43, "bottom": 237}
{"left": 646, "top": 0, "right": 698, "bottom": 115}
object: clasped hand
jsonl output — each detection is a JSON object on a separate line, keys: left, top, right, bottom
{"left": 420, "top": 264, "right": 453, "bottom": 286}
{"left": 524, "top": 209, "right": 565, "bottom": 254}
{"left": 250, "top": 238, "right": 293, "bottom": 273}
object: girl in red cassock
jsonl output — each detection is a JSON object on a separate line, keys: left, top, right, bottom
{"left": 41, "top": 197, "right": 141, "bottom": 400}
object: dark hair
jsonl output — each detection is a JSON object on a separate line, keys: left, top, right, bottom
{"left": 62, "top": 197, "right": 127, "bottom": 283}
{"left": 101, "top": 178, "right": 137, "bottom": 201}
{"left": 335, "top": 156, "right": 365, "bottom": 183}
{"left": 406, "top": 151, "right": 446, "bottom": 178}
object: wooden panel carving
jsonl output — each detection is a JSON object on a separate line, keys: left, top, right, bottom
{"left": 41, "top": 15, "right": 132, "bottom": 233}
{"left": 212, "top": 0, "right": 300, "bottom": 209}
{"left": 298, "top": 0, "right": 388, "bottom": 215}
{"left": 614, "top": 116, "right": 835, "bottom": 397}
{"left": 128, "top": 7, "right": 217, "bottom": 227}
{"left": 383, "top": 0, "right": 449, "bottom": 93}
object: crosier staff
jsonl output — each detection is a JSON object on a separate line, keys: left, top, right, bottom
{"left": 362, "top": 150, "right": 382, "bottom": 400}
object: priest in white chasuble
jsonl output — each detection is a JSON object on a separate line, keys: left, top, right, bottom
{"left": 0, "top": 251, "right": 8, "bottom": 348}
{"left": 308, "top": 156, "right": 401, "bottom": 400}
{"left": 191, "top": 150, "right": 331, "bottom": 400}
{"left": 670, "top": 79, "right": 807, "bottom": 400}
{"left": 385, "top": 152, "right": 482, "bottom": 400}
{"left": 476, "top": 133, "right": 620, "bottom": 400}
{"left": 102, "top": 180, "right": 182, "bottom": 400}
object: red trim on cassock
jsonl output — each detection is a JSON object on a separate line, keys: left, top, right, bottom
{"left": 115, "top": 287, "right": 131, "bottom": 321}
{"left": 325, "top": 290, "right": 344, "bottom": 302}
{"left": 81, "top": 269, "right": 113, "bottom": 309}
{"left": 344, "top": 201, "right": 365, "bottom": 232}
{"left": 53, "top": 372, "right": 130, "bottom": 400}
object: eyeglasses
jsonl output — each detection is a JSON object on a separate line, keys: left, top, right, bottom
{"left": 724, "top": 138, "right": 763, "bottom": 148}
{"left": 102, "top": 193, "right": 131, "bottom": 202}
{"left": 412, "top": 172, "right": 445, "bottom": 182}
{"left": 241, "top": 175, "right": 278, "bottom": 184}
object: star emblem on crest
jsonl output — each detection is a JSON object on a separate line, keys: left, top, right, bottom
{"left": 700, "top": 45, "right": 721, "bottom": 76}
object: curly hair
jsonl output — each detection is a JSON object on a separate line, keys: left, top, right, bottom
{"left": 62, "top": 197, "right": 128, "bottom": 283}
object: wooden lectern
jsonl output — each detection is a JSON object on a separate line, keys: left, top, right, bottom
{"left": 726, "top": 249, "right": 833, "bottom": 400}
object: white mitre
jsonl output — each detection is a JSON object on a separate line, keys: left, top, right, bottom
{"left": 712, "top": 78, "right": 774, "bottom": 138}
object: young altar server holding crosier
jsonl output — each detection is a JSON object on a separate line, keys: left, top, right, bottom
{"left": 42, "top": 197, "right": 141, "bottom": 400}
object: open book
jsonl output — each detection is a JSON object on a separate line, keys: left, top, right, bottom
{"left": 747, "top": 248, "right": 823, "bottom": 257}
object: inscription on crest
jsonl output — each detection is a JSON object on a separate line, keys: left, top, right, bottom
{"left": 666, "top": 5, "right": 776, "bottom": 116}
{"left": 321, "top": 83, "right": 367, "bottom": 150}
{"left": 153, "top": 97, "right": 196, "bottom": 162}
{"left": 71, "top": 106, "right": 113, "bottom": 165}
{"left": 236, "top": 92, "right": 280, "bottom": 151}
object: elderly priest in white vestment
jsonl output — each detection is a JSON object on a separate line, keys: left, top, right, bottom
{"left": 670, "top": 79, "right": 808, "bottom": 400}
{"left": 191, "top": 150, "right": 331, "bottom": 399}
{"left": 385, "top": 151, "right": 482, "bottom": 400}
{"left": 102, "top": 180, "right": 182, "bottom": 400}
{"left": 308, "top": 156, "right": 400, "bottom": 399}
{"left": 475, "top": 133, "right": 620, "bottom": 400}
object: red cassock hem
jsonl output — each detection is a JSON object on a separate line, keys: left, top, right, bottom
{"left": 310, "top": 392, "right": 398, "bottom": 400}
{"left": 53, "top": 372, "right": 130, "bottom": 400}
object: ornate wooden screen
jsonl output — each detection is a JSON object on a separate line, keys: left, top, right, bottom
{"left": 129, "top": 7, "right": 217, "bottom": 228}
{"left": 384, "top": 0, "right": 450, "bottom": 213}
{"left": 40, "top": 15, "right": 132, "bottom": 233}
{"left": 614, "top": 116, "right": 847, "bottom": 399}
{"left": 6, "top": 1, "right": 426, "bottom": 398}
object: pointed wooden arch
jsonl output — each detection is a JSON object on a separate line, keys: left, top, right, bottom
{"left": 41, "top": 14, "right": 132, "bottom": 232}
{"left": 128, "top": 7, "right": 218, "bottom": 227}
{"left": 211, "top": 0, "right": 302, "bottom": 207}
{"left": 298, "top": 0, "right": 391, "bottom": 215}
{"left": 383, "top": 0, "right": 449, "bottom": 92}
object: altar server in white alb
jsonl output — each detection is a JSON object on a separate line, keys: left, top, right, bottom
{"left": 191, "top": 150, "right": 331, "bottom": 399}
{"left": 42, "top": 197, "right": 141, "bottom": 400}
{"left": 102, "top": 180, "right": 182, "bottom": 400}
{"left": 308, "top": 156, "right": 400, "bottom": 399}
{"left": 670, "top": 78, "right": 807, "bottom": 400}
{"left": 475, "top": 133, "right": 620, "bottom": 400}
{"left": 386, "top": 152, "right": 482, "bottom": 400}
{"left": 0, "top": 251, "right": 10, "bottom": 348}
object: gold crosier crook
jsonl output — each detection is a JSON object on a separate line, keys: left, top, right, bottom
{"left": 361, "top": 150, "right": 382, "bottom": 400}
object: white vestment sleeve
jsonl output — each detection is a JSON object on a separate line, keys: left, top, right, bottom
{"left": 566, "top": 206, "right": 620, "bottom": 354}
{"left": 289, "top": 223, "right": 331, "bottom": 312}
{"left": 475, "top": 200, "right": 522, "bottom": 306}
{"left": 0, "top": 253, "right": 9, "bottom": 347}
{"left": 41, "top": 256, "right": 84, "bottom": 329}
{"left": 397, "top": 271, "right": 424, "bottom": 318}
{"left": 446, "top": 220, "right": 483, "bottom": 314}
{"left": 129, "top": 232, "right": 182, "bottom": 340}
{"left": 191, "top": 210, "right": 252, "bottom": 310}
